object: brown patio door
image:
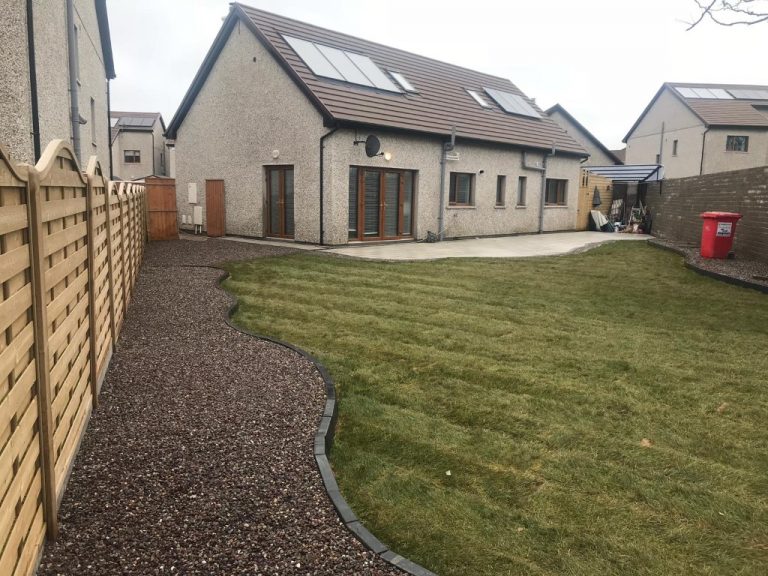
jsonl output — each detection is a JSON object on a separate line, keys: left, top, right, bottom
{"left": 266, "top": 166, "right": 294, "bottom": 238}
{"left": 349, "top": 167, "right": 413, "bottom": 240}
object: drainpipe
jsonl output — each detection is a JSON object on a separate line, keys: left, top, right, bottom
{"left": 151, "top": 131, "right": 156, "bottom": 175}
{"left": 66, "top": 0, "right": 81, "bottom": 163}
{"left": 437, "top": 127, "right": 456, "bottom": 240}
{"left": 699, "top": 127, "right": 709, "bottom": 175}
{"left": 658, "top": 121, "right": 665, "bottom": 164}
{"left": 319, "top": 126, "right": 338, "bottom": 245}
{"left": 26, "top": 0, "right": 41, "bottom": 162}
{"left": 107, "top": 80, "right": 114, "bottom": 179}
{"left": 521, "top": 150, "right": 551, "bottom": 233}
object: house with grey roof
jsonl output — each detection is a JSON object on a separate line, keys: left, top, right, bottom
{"left": 624, "top": 83, "right": 768, "bottom": 178}
{"left": 0, "top": 0, "right": 115, "bottom": 169}
{"left": 546, "top": 104, "right": 623, "bottom": 166}
{"left": 110, "top": 111, "right": 167, "bottom": 180}
{"left": 167, "top": 3, "right": 587, "bottom": 244}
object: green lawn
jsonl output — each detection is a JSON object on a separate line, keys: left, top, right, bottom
{"left": 223, "top": 242, "right": 768, "bottom": 576}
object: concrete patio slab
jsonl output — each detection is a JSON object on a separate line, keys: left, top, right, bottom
{"left": 326, "top": 232, "right": 651, "bottom": 261}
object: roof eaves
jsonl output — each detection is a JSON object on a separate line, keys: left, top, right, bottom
{"left": 95, "top": 0, "right": 116, "bottom": 79}
{"left": 546, "top": 104, "right": 622, "bottom": 164}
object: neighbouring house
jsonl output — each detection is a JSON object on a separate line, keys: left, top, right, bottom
{"left": 110, "top": 111, "right": 167, "bottom": 180}
{"left": 0, "top": 0, "right": 115, "bottom": 169}
{"left": 166, "top": 3, "right": 587, "bottom": 244}
{"left": 610, "top": 148, "right": 626, "bottom": 163}
{"left": 624, "top": 82, "right": 768, "bottom": 178}
{"left": 546, "top": 104, "right": 623, "bottom": 166}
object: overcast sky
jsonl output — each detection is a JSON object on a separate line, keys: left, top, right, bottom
{"left": 107, "top": 0, "right": 767, "bottom": 150}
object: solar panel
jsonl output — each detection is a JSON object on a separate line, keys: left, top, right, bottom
{"left": 728, "top": 88, "right": 768, "bottom": 100}
{"left": 345, "top": 52, "right": 400, "bottom": 92}
{"left": 283, "top": 35, "right": 399, "bottom": 92}
{"left": 676, "top": 86, "right": 733, "bottom": 99}
{"left": 467, "top": 90, "right": 491, "bottom": 108}
{"left": 283, "top": 36, "right": 344, "bottom": 81}
{"left": 316, "top": 45, "right": 373, "bottom": 87}
{"left": 390, "top": 71, "right": 417, "bottom": 92}
{"left": 484, "top": 88, "right": 541, "bottom": 118}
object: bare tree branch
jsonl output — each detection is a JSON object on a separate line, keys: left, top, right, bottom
{"left": 687, "top": 0, "right": 768, "bottom": 29}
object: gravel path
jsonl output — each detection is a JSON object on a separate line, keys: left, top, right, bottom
{"left": 38, "top": 238, "right": 400, "bottom": 576}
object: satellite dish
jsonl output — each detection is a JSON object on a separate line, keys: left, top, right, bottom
{"left": 364, "top": 135, "right": 381, "bottom": 158}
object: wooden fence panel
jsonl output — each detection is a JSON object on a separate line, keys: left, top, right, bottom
{"left": 32, "top": 144, "right": 93, "bottom": 504}
{"left": 0, "top": 140, "right": 147, "bottom": 575}
{"left": 109, "top": 183, "right": 126, "bottom": 336}
{"left": 0, "top": 147, "right": 46, "bottom": 576}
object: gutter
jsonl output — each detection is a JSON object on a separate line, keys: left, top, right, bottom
{"left": 66, "top": 0, "right": 81, "bottom": 163}
{"left": 319, "top": 127, "right": 338, "bottom": 245}
{"left": 26, "top": 0, "right": 41, "bottom": 162}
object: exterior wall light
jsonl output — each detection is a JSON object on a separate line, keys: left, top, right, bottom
{"left": 383, "top": 152, "right": 392, "bottom": 161}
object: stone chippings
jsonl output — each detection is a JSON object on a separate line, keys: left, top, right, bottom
{"left": 38, "top": 239, "right": 401, "bottom": 575}
{"left": 651, "top": 239, "right": 768, "bottom": 289}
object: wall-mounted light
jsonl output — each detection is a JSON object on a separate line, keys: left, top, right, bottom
{"left": 383, "top": 152, "right": 392, "bottom": 161}
{"left": 272, "top": 149, "right": 280, "bottom": 159}
{"left": 478, "top": 169, "right": 485, "bottom": 175}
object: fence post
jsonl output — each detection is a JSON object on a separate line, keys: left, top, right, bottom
{"left": 85, "top": 169, "right": 99, "bottom": 408}
{"left": 104, "top": 182, "right": 117, "bottom": 346}
{"left": 26, "top": 166, "right": 59, "bottom": 540}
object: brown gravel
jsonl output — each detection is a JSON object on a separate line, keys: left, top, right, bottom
{"left": 651, "top": 239, "right": 768, "bottom": 289}
{"left": 37, "top": 238, "right": 401, "bottom": 576}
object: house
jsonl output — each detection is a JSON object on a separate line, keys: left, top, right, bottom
{"left": 166, "top": 3, "right": 587, "bottom": 244}
{"left": 624, "top": 83, "right": 768, "bottom": 178}
{"left": 110, "top": 111, "right": 168, "bottom": 180}
{"left": 546, "top": 104, "right": 623, "bottom": 166}
{"left": 0, "top": 0, "right": 115, "bottom": 169}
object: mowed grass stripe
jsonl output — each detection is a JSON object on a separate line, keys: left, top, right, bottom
{"left": 224, "top": 242, "right": 768, "bottom": 576}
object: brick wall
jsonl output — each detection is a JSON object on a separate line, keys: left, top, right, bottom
{"left": 645, "top": 166, "right": 768, "bottom": 262}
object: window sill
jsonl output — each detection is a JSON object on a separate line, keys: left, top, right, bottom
{"left": 515, "top": 205, "right": 527, "bottom": 209}
{"left": 725, "top": 150, "right": 749, "bottom": 154}
{"left": 544, "top": 204, "right": 569, "bottom": 209}
{"left": 494, "top": 205, "right": 506, "bottom": 209}
{"left": 447, "top": 205, "right": 475, "bottom": 210}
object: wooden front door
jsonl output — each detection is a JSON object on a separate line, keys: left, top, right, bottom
{"left": 205, "top": 180, "right": 225, "bottom": 237}
{"left": 349, "top": 167, "right": 414, "bottom": 241}
{"left": 266, "top": 166, "right": 294, "bottom": 238}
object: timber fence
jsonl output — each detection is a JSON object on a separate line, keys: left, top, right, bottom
{"left": 0, "top": 140, "right": 147, "bottom": 575}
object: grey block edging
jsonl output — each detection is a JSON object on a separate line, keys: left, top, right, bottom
{"left": 647, "top": 239, "right": 768, "bottom": 294}
{"left": 204, "top": 265, "right": 437, "bottom": 576}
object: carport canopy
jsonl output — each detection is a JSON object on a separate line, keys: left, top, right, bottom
{"left": 584, "top": 164, "right": 663, "bottom": 182}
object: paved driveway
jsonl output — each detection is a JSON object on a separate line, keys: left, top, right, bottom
{"left": 327, "top": 232, "right": 650, "bottom": 261}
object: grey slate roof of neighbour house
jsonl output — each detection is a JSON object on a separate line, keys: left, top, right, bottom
{"left": 624, "top": 82, "right": 768, "bottom": 142}
{"left": 110, "top": 111, "right": 165, "bottom": 143}
{"left": 545, "top": 104, "right": 623, "bottom": 164}
{"left": 166, "top": 3, "right": 587, "bottom": 157}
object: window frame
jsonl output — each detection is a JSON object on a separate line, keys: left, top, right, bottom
{"left": 517, "top": 176, "right": 527, "bottom": 207}
{"left": 449, "top": 172, "right": 475, "bottom": 207}
{"left": 544, "top": 178, "right": 567, "bottom": 206}
{"left": 123, "top": 149, "right": 141, "bottom": 164}
{"left": 725, "top": 135, "right": 749, "bottom": 152}
{"left": 495, "top": 175, "right": 506, "bottom": 207}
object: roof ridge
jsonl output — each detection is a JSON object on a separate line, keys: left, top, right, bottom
{"left": 233, "top": 2, "right": 515, "bottom": 86}
{"left": 669, "top": 81, "right": 768, "bottom": 91}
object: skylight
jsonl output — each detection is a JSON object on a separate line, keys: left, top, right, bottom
{"left": 727, "top": 88, "right": 768, "bottom": 100}
{"left": 467, "top": 90, "right": 492, "bottom": 108}
{"left": 283, "top": 35, "right": 400, "bottom": 93}
{"left": 390, "top": 71, "right": 417, "bottom": 92}
{"left": 484, "top": 88, "right": 541, "bottom": 118}
{"left": 676, "top": 87, "right": 733, "bottom": 99}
